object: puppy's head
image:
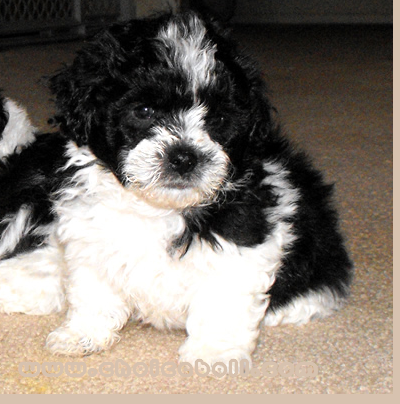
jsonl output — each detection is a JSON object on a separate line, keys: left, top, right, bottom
{"left": 50, "top": 12, "right": 271, "bottom": 210}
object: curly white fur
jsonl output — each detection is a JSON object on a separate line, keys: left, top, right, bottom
{"left": 42, "top": 141, "right": 292, "bottom": 364}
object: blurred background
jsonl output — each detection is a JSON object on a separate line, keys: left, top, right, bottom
{"left": 0, "top": 0, "right": 393, "bottom": 47}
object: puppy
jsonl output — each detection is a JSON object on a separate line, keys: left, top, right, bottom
{"left": 0, "top": 93, "right": 36, "bottom": 160}
{"left": 0, "top": 12, "right": 353, "bottom": 366}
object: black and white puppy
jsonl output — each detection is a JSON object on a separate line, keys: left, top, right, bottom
{"left": 0, "top": 93, "right": 36, "bottom": 160}
{"left": 0, "top": 13, "right": 352, "bottom": 366}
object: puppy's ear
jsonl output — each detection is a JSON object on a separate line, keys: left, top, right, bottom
{"left": 209, "top": 24, "right": 275, "bottom": 144}
{"left": 202, "top": 15, "right": 273, "bottom": 116}
{"left": 49, "top": 30, "right": 127, "bottom": 146}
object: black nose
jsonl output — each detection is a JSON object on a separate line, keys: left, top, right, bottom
{"left": 168, "top": 147, "right": 198, "bottom": 176}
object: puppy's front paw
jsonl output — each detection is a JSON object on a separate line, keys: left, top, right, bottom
{"left": 178, "top": 338, "right": 252, "bottom": 371}
{"left": 46, "top": 326, "right": 117, "bottom": 357}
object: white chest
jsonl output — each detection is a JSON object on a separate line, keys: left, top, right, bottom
{"left": 54, "top": 158, "right": 278, "bottom": 329}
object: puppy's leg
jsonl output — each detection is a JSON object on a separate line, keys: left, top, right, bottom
{"left": 46, "top": 265, "right": 130, "bottom": 356}
{"left": 0, "top": 244, "right": 65, "bottom": 315}
{"left": 264, "top": 287, "right": 347, "bottom": 326}
{"left": 179, "top": 265, "right": 272, "bottom": 368}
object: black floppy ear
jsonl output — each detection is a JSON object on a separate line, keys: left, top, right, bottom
{"left": 202, "top": 14, "right": 273, "bottom": 115}
{"left": 49, "top": 30, "right": 128, "bottom": 146}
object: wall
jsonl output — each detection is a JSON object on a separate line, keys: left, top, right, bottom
{"left": 135, "top": 0, "right": 180, "bottom": 17}
{"left": 233, "top": 0, "right": 393, "bottom": 24}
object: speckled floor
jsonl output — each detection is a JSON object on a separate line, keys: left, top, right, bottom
{"left": 0, "top": 24, "right": 392, "bottom": 393}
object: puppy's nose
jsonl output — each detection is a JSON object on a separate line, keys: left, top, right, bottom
{"left": 168, "top": 147, "right": 198, "bottom": 176}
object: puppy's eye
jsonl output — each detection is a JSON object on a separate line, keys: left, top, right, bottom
{"left": 134, "top": 106, "right": 155, "bottom": 120}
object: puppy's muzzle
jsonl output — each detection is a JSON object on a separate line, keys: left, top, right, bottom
{"left": 167, "top": 146, "right": 198, "bottom": 176}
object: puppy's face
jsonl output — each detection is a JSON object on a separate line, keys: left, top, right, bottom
{"left": 119, "top": 103, "right": 229, "bottom": 209}
{"left": 51, "top": 13, "right": 268, "bottom": 210}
